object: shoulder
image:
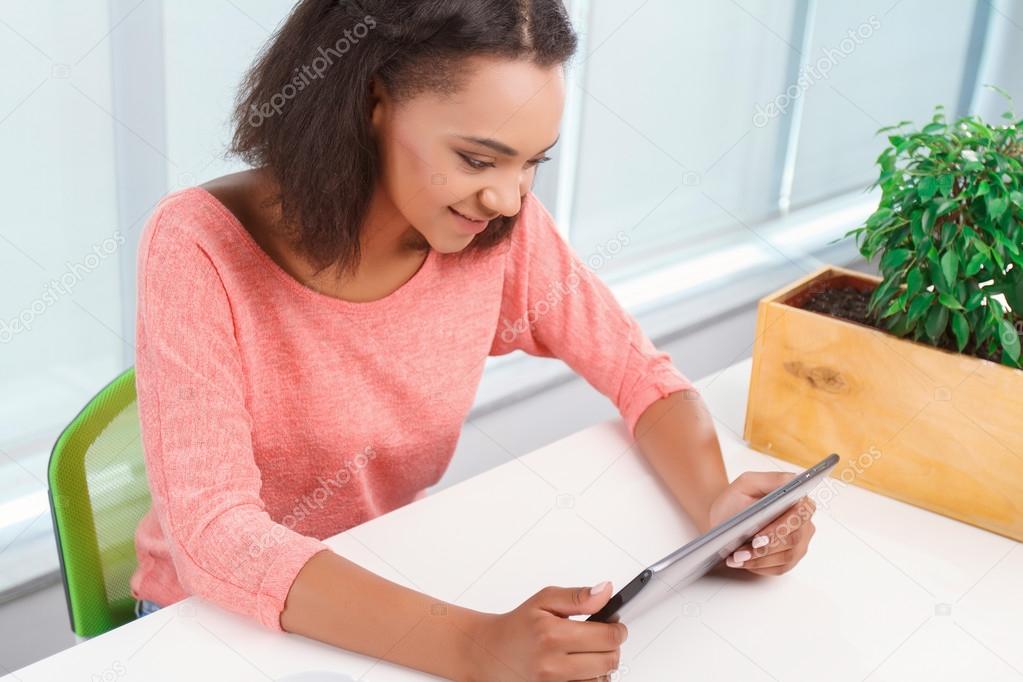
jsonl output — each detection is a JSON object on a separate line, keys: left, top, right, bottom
{"left": 141, "top": 188, "right": 224, "bottom": 249}
{"left": 499, "top": 191, "right": 562, "bottom": 260}
{"left": 514, "top": 191, "right": 559, "bottom": 242}
{"left": 138, "top": 181, "right": 251, "bottom": 271}
{"left": 135, "top": 187, "right": 251, "bottom": 307}
{"left": 503, "top": 191, "right": 574, "bottom": 266}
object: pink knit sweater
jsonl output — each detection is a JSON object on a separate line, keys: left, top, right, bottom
{"left": 129, "top": 186, "right": 696, "bottom": 631}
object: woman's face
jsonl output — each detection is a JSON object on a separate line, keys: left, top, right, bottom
{"left": 370, "top": 56, "right": 566, "bottom": 253}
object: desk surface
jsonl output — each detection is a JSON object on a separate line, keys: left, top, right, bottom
{"left": 6, "top": 357, "right": 1020, "bottom": 681}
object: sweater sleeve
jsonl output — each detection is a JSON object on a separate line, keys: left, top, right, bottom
{"left": 489, "top": 192, "right": 699, "bottom": 438}
{"left": 134, "top": 199, "right": 331, "bottom": 632}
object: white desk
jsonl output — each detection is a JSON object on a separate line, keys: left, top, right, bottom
{"left": 6, "top": 358, "right": 1021, "bottom": 681}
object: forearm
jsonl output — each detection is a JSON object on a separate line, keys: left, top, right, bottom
{"left": 633, "top": 388, "right": 729, "bottom": 533}
{"left": 280, "top": 549, "right": 487, "bottom": 680}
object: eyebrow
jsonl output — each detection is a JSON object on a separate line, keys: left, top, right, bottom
{"left": 456, "top": 134, "right": 560, "bottom": 157}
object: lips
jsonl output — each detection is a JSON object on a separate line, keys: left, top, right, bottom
{"left": 450, "top": 207, "right": 493, "bottom": 223}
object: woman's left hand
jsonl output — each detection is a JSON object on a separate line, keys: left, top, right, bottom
{"left": 706, "top": 471, "right": 818, "bottom": 576}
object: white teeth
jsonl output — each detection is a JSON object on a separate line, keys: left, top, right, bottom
{"left": 453, "top": 208, "right": 481, "bottom": 222}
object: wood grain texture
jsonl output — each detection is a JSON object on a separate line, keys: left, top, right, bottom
{"left": 744, "top": 265, "right": 1023, "bottom": 541}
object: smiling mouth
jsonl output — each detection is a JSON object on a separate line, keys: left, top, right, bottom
{"left": 450, "top": 207, "right": 494, "bottom": 223}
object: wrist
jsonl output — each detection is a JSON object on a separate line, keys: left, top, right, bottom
{"left": 695, "top": 515, "right": 713, "bottom": 535}
{"left": 452, "top": 608, "right": 495, "bottom": 682}
{"left": 690, "top": 496, "right": 719, "bottom": 535}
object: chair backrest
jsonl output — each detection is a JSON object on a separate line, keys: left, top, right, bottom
{"left": 48, "top": 367, "right": 151, "bottom": 637}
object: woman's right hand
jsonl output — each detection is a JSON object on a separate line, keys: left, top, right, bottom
{"left": 462, "top": 581, "right": 628, "bottom": 681}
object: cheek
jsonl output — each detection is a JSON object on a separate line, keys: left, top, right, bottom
{"left": 385, "top": 129, "right": 437, "bottom": 191}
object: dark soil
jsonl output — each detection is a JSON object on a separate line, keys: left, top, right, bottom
{"left": 801, "top": 287, "right": 871, "bottom": 326}
{"left": 799, "top": 285, "right": 1019, "bottom": 365}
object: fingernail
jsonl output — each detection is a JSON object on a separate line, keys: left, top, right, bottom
{"left": 726, "top": 557, "right": 744, "bottom": 568}
{"left": 752, "top": 535, "right": 769, "bottom": 549}
{"left": 733, "top": 550, "right": 752, "bottom": 562}
{"left": 590, "top": 581, "right": 609, "bottom": 595}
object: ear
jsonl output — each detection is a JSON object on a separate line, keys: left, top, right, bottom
{"left": 369, "top": 77, "right": 388, "bottom": 133}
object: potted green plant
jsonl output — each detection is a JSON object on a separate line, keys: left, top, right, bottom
{"left": 744, "top": 93, "right": 1023, "bottom": 541}
{"left": 845, "top": 94, "right": 1022, "bottom": 368}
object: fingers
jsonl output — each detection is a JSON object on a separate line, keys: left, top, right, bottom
{"left": 742, "top": 546, "right": 796, "bottom": 569}
{"left": 725, "top": 496, "right": 817, "bottom": 572}
{"left": 729, "top": 470, "right": 797, "bottom": 499}
{"left": 557, "top": 622, "right": 625, "bottom": 680}
{"left": 558, "top": 619, "right": 628, "bottom": 654}
{"left": 562, "top": 650, "right": 621, "bottom": 681}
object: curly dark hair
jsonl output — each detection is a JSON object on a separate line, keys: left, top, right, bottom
{"left": 228, "top": 0, "right": 578, "bottom": 278}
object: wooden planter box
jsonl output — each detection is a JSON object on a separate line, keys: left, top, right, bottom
{"left": 744, "top": 264, "right": 1023, "bottom": 541}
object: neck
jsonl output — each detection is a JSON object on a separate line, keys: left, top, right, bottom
{"left": 254, "top": 167, "right": 429, "bottom": 283}
{"left": 359, "top": 182, "right": 430, "bottom": 262}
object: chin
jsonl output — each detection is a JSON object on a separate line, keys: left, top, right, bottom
{"left": 434, "top": 234, "right": 475, "bottom": 253}
{"left": 418, "top": 221, "right": 478, "bottom": 253}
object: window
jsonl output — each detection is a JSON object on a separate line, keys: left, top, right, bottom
{"left": 2, "top": 0, "right": 1021, "bottom": 600}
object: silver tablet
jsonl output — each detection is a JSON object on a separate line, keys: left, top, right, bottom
{"left": 587, "top": 453, "right": 839, "bottom": 624}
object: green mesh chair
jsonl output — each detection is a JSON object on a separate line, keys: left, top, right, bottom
{"left": 48, "top": 366, "right": 152, "bottom": 639}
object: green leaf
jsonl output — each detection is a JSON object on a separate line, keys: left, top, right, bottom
{"left": 918, "top": 176, "right": 939, "bottom": 200}
{"left": 877, "top": 122, "right": 910, "bottom": 134}
{"left": 866, "top": 207, "right": 894, "bottom": 227}
{"left": 937, "top": 174, "right": 954, "bottom": 197}
{"left": 882, "top": 298, "right": 904, "bottom": 319}
{"left": 910, "top": 210, "right": 925, "bottom": 245}
{"left": 964, "top": 252, "right": 987, "bottom": 277}
{"left": 907, "top": 267, "right": 925, "bottom": 298}
{"left": 908, "top": 291, "right": 935, "bottom": 322}
{"left": 922, "top": 122, "right": 946, "bottom": 135}
{"left": 996, "top": 231, "right": 1021, "bottom": 256}
{"left": 965, "top": 288, "right": 984, "bottom": 311}
{"left": 988, "top": 196, "right": 1008, "bottom": 220}
{"left": 992, "top": 245, "right": 1005, "bottom": 270}
{"left": 925, "top": 304, "right": 949, "bottom": 341}
{"left": 940, "top": 251, "right": 959, "bottom": 288}
{"left": 988, "top": 300, "right": 1006, "bottom": 324}
{"left": 951, "top": 311, "right": 969, "bottom": 351}
{"left": 1004, "top": 268, "right": 1023, "bottom": 317}
{"left": 869, "top": 277, "right": 901, "bottom": 314}
{"left": 977, "top": 181, "right": 991, "bottom": 197}
{"left": 881, "top": 248, "right": 912, "bottom": 272}
{"left": 921, "top": 206, "right": 936, "bottom": 235}
{"left": 935, "top": 199, "right": 958, "bottom": 217}
{"left": 940, "top": 221, "right": 957, "bottom": 248}
{"left": 998, "top": 319, "right": 1021, "bottom": 362}
{"left": 939, "top": 292, "right": 964, "bottom": 310}
{"left": 929, "top": 256, "right": 951, "bottom": 295}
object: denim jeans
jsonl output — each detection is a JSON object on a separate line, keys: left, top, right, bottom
{"left": 134, "top": 598, "right": 162, "bottom": 618}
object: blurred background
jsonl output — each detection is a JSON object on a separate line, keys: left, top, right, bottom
{"left": 1, "top": 0, "right": 1021, "bottom": 671}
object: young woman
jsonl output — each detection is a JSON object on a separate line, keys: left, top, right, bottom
{"left": 129, "top": 0, "right": 818, "bottom": 679}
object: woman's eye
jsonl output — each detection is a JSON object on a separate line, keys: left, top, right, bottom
{"left": 457, "top": 153, "right": 552, "bottom": 171}
{"left": 458, "top": 153, "right": 494, "bottom": 170}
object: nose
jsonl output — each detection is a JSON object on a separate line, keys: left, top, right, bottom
{"left": 479, "top": 174, "right": 524, "bottom": 218}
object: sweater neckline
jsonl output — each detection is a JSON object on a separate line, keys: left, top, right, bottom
{"left": 189, "top": 186, "right": 437, "bottom": 314}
